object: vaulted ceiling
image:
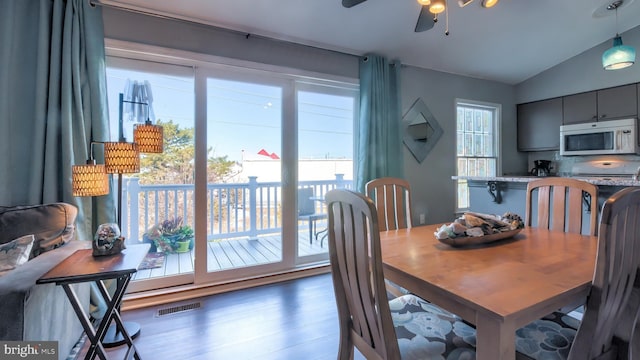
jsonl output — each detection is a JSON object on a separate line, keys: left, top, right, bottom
{"left": 103, "top": 0, "right": 640, "bottom": 84}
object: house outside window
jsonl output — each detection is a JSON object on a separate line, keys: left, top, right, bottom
{"left": 456, "top": 100, "right": 501, "bottom": 210}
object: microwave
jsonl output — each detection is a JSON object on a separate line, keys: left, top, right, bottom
{"left": 560, "top": 118, "right": 640, "bottom": 156}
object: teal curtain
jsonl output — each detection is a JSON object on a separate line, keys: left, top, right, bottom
{"left": 0, "top": 0, "right": 114, "bottom": 241}
{"left": 355, "top": 54, "right": 404, "bottom": 192}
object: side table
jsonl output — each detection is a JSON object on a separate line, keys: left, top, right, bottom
{"left": 37, "top": 244, "right": 149, "bottom": 360}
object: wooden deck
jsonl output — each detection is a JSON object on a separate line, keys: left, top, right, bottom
{"left": 133, "top": 229, "right": 327, "bottom": 281}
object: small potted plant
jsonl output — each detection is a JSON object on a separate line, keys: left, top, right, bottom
{"left": 143, "top": 217, "right": 194, "bottom": 254}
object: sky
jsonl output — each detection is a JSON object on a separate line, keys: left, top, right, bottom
{"left": 106, "top": 65, "right": 355, "bottom": 164}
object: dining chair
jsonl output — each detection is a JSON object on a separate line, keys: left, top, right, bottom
{"left": 325, "top": 189, "right": 476, "bottom": 360}
{"left": 298, "top": 187, "right": 327, "bottom": 245}
{"left": 365, "top": 177, "right": 414, "bottom": 298}
{"left": 525, "top": 177, "right": 598, "bottom": 236}
{"left": 516, "top": 186, "right": 640, "bottom": 359}
{"left": 365, "top": 177, "right": 413, "bottom": 231}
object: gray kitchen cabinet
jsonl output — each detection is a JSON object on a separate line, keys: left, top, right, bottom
{"left": 517, "top": 97, "right": 562, "bottom": 151}
{"left": 596, "top": 84, "right": 637, "bottom": 121}
{"left": 562, "top": 84, "right": 637, "bottom": 124}
{"left": 562, "top": 91, "right": 597, "bottom": 124}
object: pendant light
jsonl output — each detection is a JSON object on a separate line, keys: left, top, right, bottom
{"left": 602, "top": 0, "right": 636, "bottom": 70}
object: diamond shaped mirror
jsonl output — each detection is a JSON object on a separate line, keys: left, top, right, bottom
{"left": 402, "top": 98, "right": 443, "bottom": 163}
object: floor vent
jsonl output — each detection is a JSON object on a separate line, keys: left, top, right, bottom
{"left": 156, "top": 302, "right": 201, "bottom": 317}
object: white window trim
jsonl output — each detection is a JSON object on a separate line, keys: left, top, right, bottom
{"left": 454, "top": 98, "right": 502, "bottom": 211}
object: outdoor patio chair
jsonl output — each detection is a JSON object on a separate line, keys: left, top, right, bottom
{"left": 298, "top": 187, "right": 327, "bottom": 246}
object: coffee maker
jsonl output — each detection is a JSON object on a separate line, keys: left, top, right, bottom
{"left": 530, "top": 160, "right": 552, "bottom": 177}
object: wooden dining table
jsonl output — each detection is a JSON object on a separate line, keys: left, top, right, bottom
{"left": 379, "top": 224, "right": 598, "bottom": 360}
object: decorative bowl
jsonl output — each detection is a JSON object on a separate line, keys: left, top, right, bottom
{"left": 436, "top": 228, "right": 523, "bottom": 247}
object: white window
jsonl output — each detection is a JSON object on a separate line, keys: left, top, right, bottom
{"left": 456, "top": 100, "right": 500, "bottom": 210}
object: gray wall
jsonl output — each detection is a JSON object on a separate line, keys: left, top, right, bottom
{"left": 102, "top": 7, "right": 522, "bottom": 224}
{"left": 516, "top": 25, "right": 640, "bottom": 103}
{"left": 400, "top": 66, "right": 522, "bottom": 224}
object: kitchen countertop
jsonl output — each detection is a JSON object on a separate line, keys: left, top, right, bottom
{"left": 452, "top": 175, "right": 640, "bottom": 187}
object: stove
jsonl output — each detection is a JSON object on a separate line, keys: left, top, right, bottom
{"left": 571, "top": 175, "right": 634, "bottom": 182}
{"left": 569, "top": 160, "right": 640, "bottom": 180}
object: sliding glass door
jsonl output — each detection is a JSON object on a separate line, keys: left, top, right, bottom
{"left": 195, "top": 69, "right": 289, "bottom": 283}
{"left": 105, "top": 56, "right": 196, "bottom": 292}
{"left": 296, "top": 84, "right": 356, "bottom": 261}
{"left": 107, "top": 45, "right": 357, "bottom": 291}
{"left": 195, "top": 70, "right": 357, "bottom": 283}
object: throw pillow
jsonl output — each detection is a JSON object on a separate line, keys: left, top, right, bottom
{"left": 0, "top": 234, "right": 35, "bottom": 275}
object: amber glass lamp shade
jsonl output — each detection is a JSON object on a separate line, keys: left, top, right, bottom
{"left": 429, "top": 0, "right": 446, "bottom": 13}
{"left": 72, "top": 162, "right": 109, "bottom": 197}
{"left": 482, "top": 0, "right": 498, "bottom": 8}
{"left": 134, "top": 121, "right": 164, "bottom": 153}
{"left": 104, "top": 142, "right": 140, "bottom": 174}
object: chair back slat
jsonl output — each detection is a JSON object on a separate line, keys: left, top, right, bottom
{"left": 535, "top": 185, "right": 552, "bottom": 230}
{"left": 569, "top": 187, "right": 640, "bottom": 359}
{"left": 393, "top": 185, "right": 407, "bottom": 229}
{"left": 526, "top": 177, "right": 598, "bottom": 236}
{"left": 365, "top": 177, "right": 412, "bottom": 231}
{"left": 551, "top": 184, "right": 567, "bottom": 232}
{"left": 326, "top": 189, "right": 399, "bottom": 360}
{"left": 566, "top": 187, "right": 584, "bottom": 234}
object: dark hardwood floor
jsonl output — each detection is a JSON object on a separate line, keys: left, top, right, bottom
{"left": 84, "top": 273, "right": 365, "bottom": 360}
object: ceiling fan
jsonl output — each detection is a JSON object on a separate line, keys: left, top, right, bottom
{"left": 342, "top": 0, "right": 499, "bottom": 34}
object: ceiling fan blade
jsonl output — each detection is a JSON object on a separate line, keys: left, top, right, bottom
{"left": 415, "top": 5, "right": 435, "bottom": 32}
{"left": 342, "top": 0, "right": 368, "bottom": 8}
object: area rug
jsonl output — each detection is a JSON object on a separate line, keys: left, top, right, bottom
{"left": 138, "top": 252, "right": 166, "bottom": 270}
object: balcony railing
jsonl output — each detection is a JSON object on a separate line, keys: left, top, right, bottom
{"left": 119, "top": 174, "right": 350, "bottom": 242}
